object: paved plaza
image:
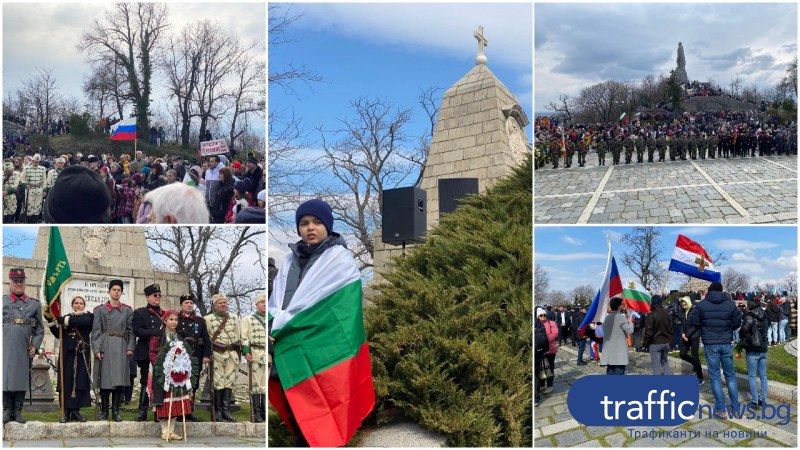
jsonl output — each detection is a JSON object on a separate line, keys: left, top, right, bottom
{"left": 534, "top": 345, "right": 797, "bottom": 448}
{"left": 534, "top": 154, "right": 797, "bottom": 224}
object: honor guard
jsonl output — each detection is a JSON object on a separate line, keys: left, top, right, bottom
{"left": 242, "top": 294, "right": 267, "bottom": 423}
{"left": 132, "top": 283, "right": 164, "bottom": 421}
{"left": 205, "top": 293, "right": 241, "bottom": 422}
{"left": 3, "top": 268, "right": 45, "bottom": 424}
{"left": 176, "top": 292, "right": 211, "bottom": 422}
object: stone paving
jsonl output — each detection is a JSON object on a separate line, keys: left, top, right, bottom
{"left": 534, "top": 344, "right": 797, "bottom": 447}
{"left": 534, "top": 153, "right": 797, "bottom": 224}
{"left": 3, "top": 436, "right": 264, "bottom": 447}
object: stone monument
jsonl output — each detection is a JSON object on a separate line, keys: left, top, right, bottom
{"left": 372, "top": 26, "right": 530, "bottom": 282}
{"left": 675, "top": 42, "right": 689, "bottom": 84}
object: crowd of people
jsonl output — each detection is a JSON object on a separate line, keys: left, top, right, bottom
{"left": 534, "top": 110, "right": 797, "bottom": 169}
{"left": 535, "top": 284, "right": 796, "bottom": 415}
{"left": 2, "top": 148, "right": 265, "bottom": 224}
{"left": 3, "top": 268, "right": 266, "bottom": 441}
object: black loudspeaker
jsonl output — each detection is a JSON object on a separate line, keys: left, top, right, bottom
{"left": 381, "top": 186, "right": 426, "bottom": 245}
{"left": 438, "top": 178, "right": 479, "bottom": 218}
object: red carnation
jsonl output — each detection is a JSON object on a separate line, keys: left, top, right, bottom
{"left": 170, "top": 371, "right": 189, "bottom": 383}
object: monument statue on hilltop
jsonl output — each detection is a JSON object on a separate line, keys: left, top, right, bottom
{"left": 675, "top": 42, "right": 689, "bottom": 84}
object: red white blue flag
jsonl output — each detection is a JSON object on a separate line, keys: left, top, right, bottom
{"left": 110, "top": 118, "right": 137, "bottom": 141}
{"left": 668, "top": 234, "right": 722, "bottom": 283}
{"left": 578, "top": 238, "right": 623, "bottom": 335}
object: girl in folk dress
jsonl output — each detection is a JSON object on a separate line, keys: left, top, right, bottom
{"left": 148, "top": 310, "right": 199, "bottom": 441}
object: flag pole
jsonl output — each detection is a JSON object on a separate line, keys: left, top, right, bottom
{"left": 661, "top": 270, "right": 670, "bottom": 296}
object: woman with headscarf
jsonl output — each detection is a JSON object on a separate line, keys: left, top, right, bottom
{"left": 49, "top": 295, "right": 94, "bottom": 423}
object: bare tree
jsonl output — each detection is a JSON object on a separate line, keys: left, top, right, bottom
{"left": 534, "top": 264, "right": 550, "bottom": 304}
{"left": 547, "top": 290, "right": 569, "bottom": 308}
{"left": 545, "top": 93, "right": 573, "bottom": 122}
{"left": 412, "top": 86, "right": 441, "bottom": 186}
{"left": 573, "top": 80, "right": 634, "bottom": 123}
{"left": 145, "top": 226, "right": 265, "bottom": 316}
{"left": 79, "top": 3, "right": 169, "bottom": 138}
{"left": 779, "top": 56, "right": 797, "bottom": 97}
{"left": 753, "top": 282, "right": 777, "bottom": 295}
{"left": 161, "top": 21, "right": 204, "bottom": 148}
{"left": 729, "top": 74, "right": 742, "bottom": 98}
{"left": 268, "top": 4, "right": 321, "bottom": 97}
{"left": 621, "top": 227, "right": 664, "bottom": 293}
{"left": 722, "top": 267, "right": 751, "bottom": 293}
{"left": 225, "top": 53, "right": 266, "bottom": 153}
{"left": 784, "top": 273, "right": 796, "bottom": 295}
{"left": 317, "top": 97, "right": 422, "bottom": 269}
{"left": 21, "top": 67, "right": 61, "bottom": 134}
{"left": 570, "top": 284, "right": 596, "bottom": 307}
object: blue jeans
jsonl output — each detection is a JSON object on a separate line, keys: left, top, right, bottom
{"left": 785, "top": 320, "right": 792, "bottom": 341}
{"left": 577, "top": 339, "right": 586, "bottom": 362}
{"left": 745, "top": 351, "right": 767, "bottom": 403}
{"left": 733, "top": 328, "right": 739, "bottom": 343}
{"left": 704, "top": 343, "right": 740, "bottom": 413}
{"left": 778, "top": 319, "right": 788, "bottom": 342}
{"left": 768, "top": 321, "right": 778, "bottom": 343}
{"left": 606, "top": 365, "right": 626, "bottom": 375}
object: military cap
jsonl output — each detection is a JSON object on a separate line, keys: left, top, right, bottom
{"left": 8, "top": 268, "right": 26, "bottom": 279}
{"left": 108, "top": 279, "right": 124, "bottom": 291}
{"left": 179, "top": 292, "right": 195, "bottom": 304}
{"left": 144, "top": 283, "right": 161, "bottom": 296}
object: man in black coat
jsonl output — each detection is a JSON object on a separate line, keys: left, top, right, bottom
{"left": 132, "top": 283, "right": 163, "bottom": 421}
{"left": 176, "top": 292, "right": 211, "bottom": 422}
{"left": 556, "top": 306, "right": 572, "bottom": 346}
{"left": 572, "top": 306, "right": 588, "bottom": 365}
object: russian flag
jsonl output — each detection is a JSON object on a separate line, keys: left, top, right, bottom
{"left": 110, "top": 118, "right": 137, "bottom": 141}
{"left": 578, "top": 239, "right": 623, "bottom": 336}
{"left": 668, "top": 234, "right": 722, "bottom": 283}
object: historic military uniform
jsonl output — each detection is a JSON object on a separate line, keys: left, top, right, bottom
{"left": 20, "top": 161, "right": 46, "bottom": 222}
{"left": 91, "top": 280, "right": 135, "bottom": 422}
{"left": 49, "top": 306, "right": 93, "bottom": 423}
{"left": 3, "top": 268, "right": 44, "bottom": 424}
{"left": 241, "top": 295, "right": 267, "bottom": 423}
{"left": 132, "top": 283, "right": 163, "bottom": 421}
{"left": 205, "top": 294, "right": 241, "bottom": 422}
{"left": 176, "top": 292, "right": 211, "bottom": 422}
{"left": 3, "top": 164, "right": 20, "bottom": 222}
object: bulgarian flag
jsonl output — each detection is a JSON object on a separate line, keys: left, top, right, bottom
{"left": 577, "top": 237, "right": 623, "bottom": 336}
{"left": 268, "top": 245, "right": 375, "bottom": 447}
{"left": 41, "top": 227, "right": 73, "bottom": 319}
{"left": 622, "top": 280, "right": 651, "bottom": 314}
{"left": 110, "top": 117, "right": 137, "bottom": 141}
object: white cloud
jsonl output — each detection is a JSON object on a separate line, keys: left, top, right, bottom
{"left": 602, "top": 229, "right": 623, "bottom": 243}
{"left": 673, "top": 227, "right": 716, "bottom": 237}
{"left": 536, "top": 252, "right": 606, "bottom": 262}
{"left": 560, "top": 235, "right": 584, "bottom": 246}
{"left": 713, "top": 239, "right": 779, "bottom": 251}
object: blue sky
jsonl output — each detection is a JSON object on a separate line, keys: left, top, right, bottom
{"left": 535, "top": 3, "right": 797, "bottom": 112}
{"left": 269, "top": 2, "right": 533, "bottom": 147}
{"left": 268, "top": 3, "right": 532, "bottom": 258}
{"left": 535, "top": 226, "right": 797, "bottom": 295}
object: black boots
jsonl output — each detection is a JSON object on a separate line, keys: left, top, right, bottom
{"left": 13, "top": 394, "right": 26, "bottom": 424}
{"left": 59, "top": 409, "right": 71, "bottom": 423}
{"left": 99, "top": 391, "right": 110, "bottom": 421}
{"left": 111, "top": 390, "right": 123, "bottom": 422}
{"left": 215, "top": 389, "right": 236, "bottom": 422}
{"left": 2, "top": 392, "right": 13, "bottom": 424}
{"left": 72, "top": 408, "right": 87, "bottom": 422}
{"left": 250, "top": 395, "right": 264, "bottom": 423}
{"left": 135, "top": 391, "right": 149, "bottom": 422}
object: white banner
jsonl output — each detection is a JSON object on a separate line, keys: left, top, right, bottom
{"left": 199, "top": 139, "right": 229, "bottom": 156}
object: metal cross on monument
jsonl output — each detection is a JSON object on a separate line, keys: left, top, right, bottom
{"left": 474, "top": 25, "right": 488, "bottom": 65}
{"left": 695, "top": 255, "right": 709, "bottom": 272}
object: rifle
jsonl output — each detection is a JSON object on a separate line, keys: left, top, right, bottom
{"left": 248, "top": 360, "right": 255, "bottom": 423}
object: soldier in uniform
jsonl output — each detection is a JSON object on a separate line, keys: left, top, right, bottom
{"left": 3, "top": 268, "right": 45, "bottom": 424}
{"left": 647, "top": 132, "right": 655, "bottom": 163}
{"left": 242, "top": 294, "right": 267, "bottom": 423}
{"left": 611, "top": 135, "right": 621, "bottom": 165}
{"left": 549, "top": 139, "right": 560, "bottom": 169}
{"left": 597, "top": 138, "right": 606, "bottom": 166}
{"left": 636, "top": 132, "right": 645, "bottom": 163}
{"left": 577, "top": 140, "right": 587, "bottom": 167}
{"left": 720, "top": 131, "right": 730, "bottom": 158}
{"left": 688, "top": 132, "right": 697, "bottom": 160}
{"left": 91, "top": 280, "right": 135, "bottom": 422}
{"left": 20, "top": 154, "right": 46, "bottom": 223}
{"left": 205, "top": 293, "right": 241, "bottom": 422}
{"left": 44, "top": 157, "right": 65, "bottom": 198}
{"left": 132, "top": 283, "right": 163, "bottom": 421}
{"left": 658, "top": 135, "right": 667, "bottom": 162}
{"left": 176, "top": 292, "right": 211, "bottom": 422}
{"left": 3, "top": 162, "right": 20, "bottom": 223}
{"left": 698, "top": 133, "right": 707, "bottom": 160}
{"left": 708, "top": 132, "right": 718, "bottom": 159}
{"left": 623, "top": 133, "right": 634, "bottom": 164}
{"left": 564, "top": 139, "right": 575, "bottom": 168}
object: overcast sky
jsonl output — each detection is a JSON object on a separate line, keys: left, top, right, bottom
{"left": 535, "top": 226, "right": 797, "bottom": 298}
{"left": 3, "top": 2, "right": 265, "bottom": 132}
{"left": 534, "top": 3, "right": 797, "bottom": 112}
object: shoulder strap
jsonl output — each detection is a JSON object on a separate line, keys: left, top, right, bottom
{"left": 210, "top": 314, "right": 228, "bottom": 343}
{"left": 252, "top": 314, "right": 266, "bottom": 328}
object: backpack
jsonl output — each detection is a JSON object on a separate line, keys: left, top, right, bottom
{"left": 745, "top": 314, "right": 763, "bottom": 349}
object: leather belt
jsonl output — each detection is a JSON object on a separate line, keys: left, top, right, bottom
{"left": 104, "top": 331, "right": 126, "bottom": 337}
{"left": 5, "top": 319, "right": 36, "bottom": 326}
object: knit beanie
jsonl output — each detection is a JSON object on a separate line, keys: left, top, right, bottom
{"left": 295, "top": 199, "right": 333, "bottom": 236}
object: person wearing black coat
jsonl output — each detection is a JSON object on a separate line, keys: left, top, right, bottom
{"left": 131, "top": 283, "right": 164, "bottom": 421}
{"left": 679, "top": 297, "right": 704, "bottom": 383}
{"left": 572, "top": 306, "right": 588, "bottom": 365}
{"left": 766, "top": 300, "right": 781, "bottom": 346}
{"left": 643, "top": 296, "right": 673, "bottom": 375}
{"left": 210, "top": 167, "right": 235, "bottom": 223}
{"left": 49, "top": 295, "right": 93, "bottom": 423}
{"left": 781, "top": 298, "right": 793, "bottom": 341}
{"left": 739, "top": 299, "right": 769, "bottom": 408}
{"left": 534, "top": 309, "right": 547, "bottom": 407}
{"left": 556, "top": 306, "right": 572, "bottom": 346}
{"left": 175, "top": 293, "right": 212, "bottom": 422}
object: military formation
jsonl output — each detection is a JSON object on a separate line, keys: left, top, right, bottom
{"left": 534, "top": 113, "right": 798, "bottom": 170}
{"left": 2, "top": 269, "right": 267, "bottom": 426}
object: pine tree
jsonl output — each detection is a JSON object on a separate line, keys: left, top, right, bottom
{"left": 367, "top": 156, "right": 532, "bottom": 447}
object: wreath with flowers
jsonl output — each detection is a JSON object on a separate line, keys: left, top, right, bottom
{"left": 153, "top": 335, "right": 200, "bottom": 396}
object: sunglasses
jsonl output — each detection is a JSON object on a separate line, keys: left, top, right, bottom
{"left": 152, "top": 293, "right": 162, "bottom": 297}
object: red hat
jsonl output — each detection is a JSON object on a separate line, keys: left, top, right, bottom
{"left": 8, "top": 268, "right": 26, "bottom": 279}
{"left": 232, "top": 161, "right": 242, "bottom": 169}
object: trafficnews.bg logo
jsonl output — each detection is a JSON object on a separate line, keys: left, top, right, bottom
{"left": 567, "top": 375, "right": 790, "bottom": 426}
